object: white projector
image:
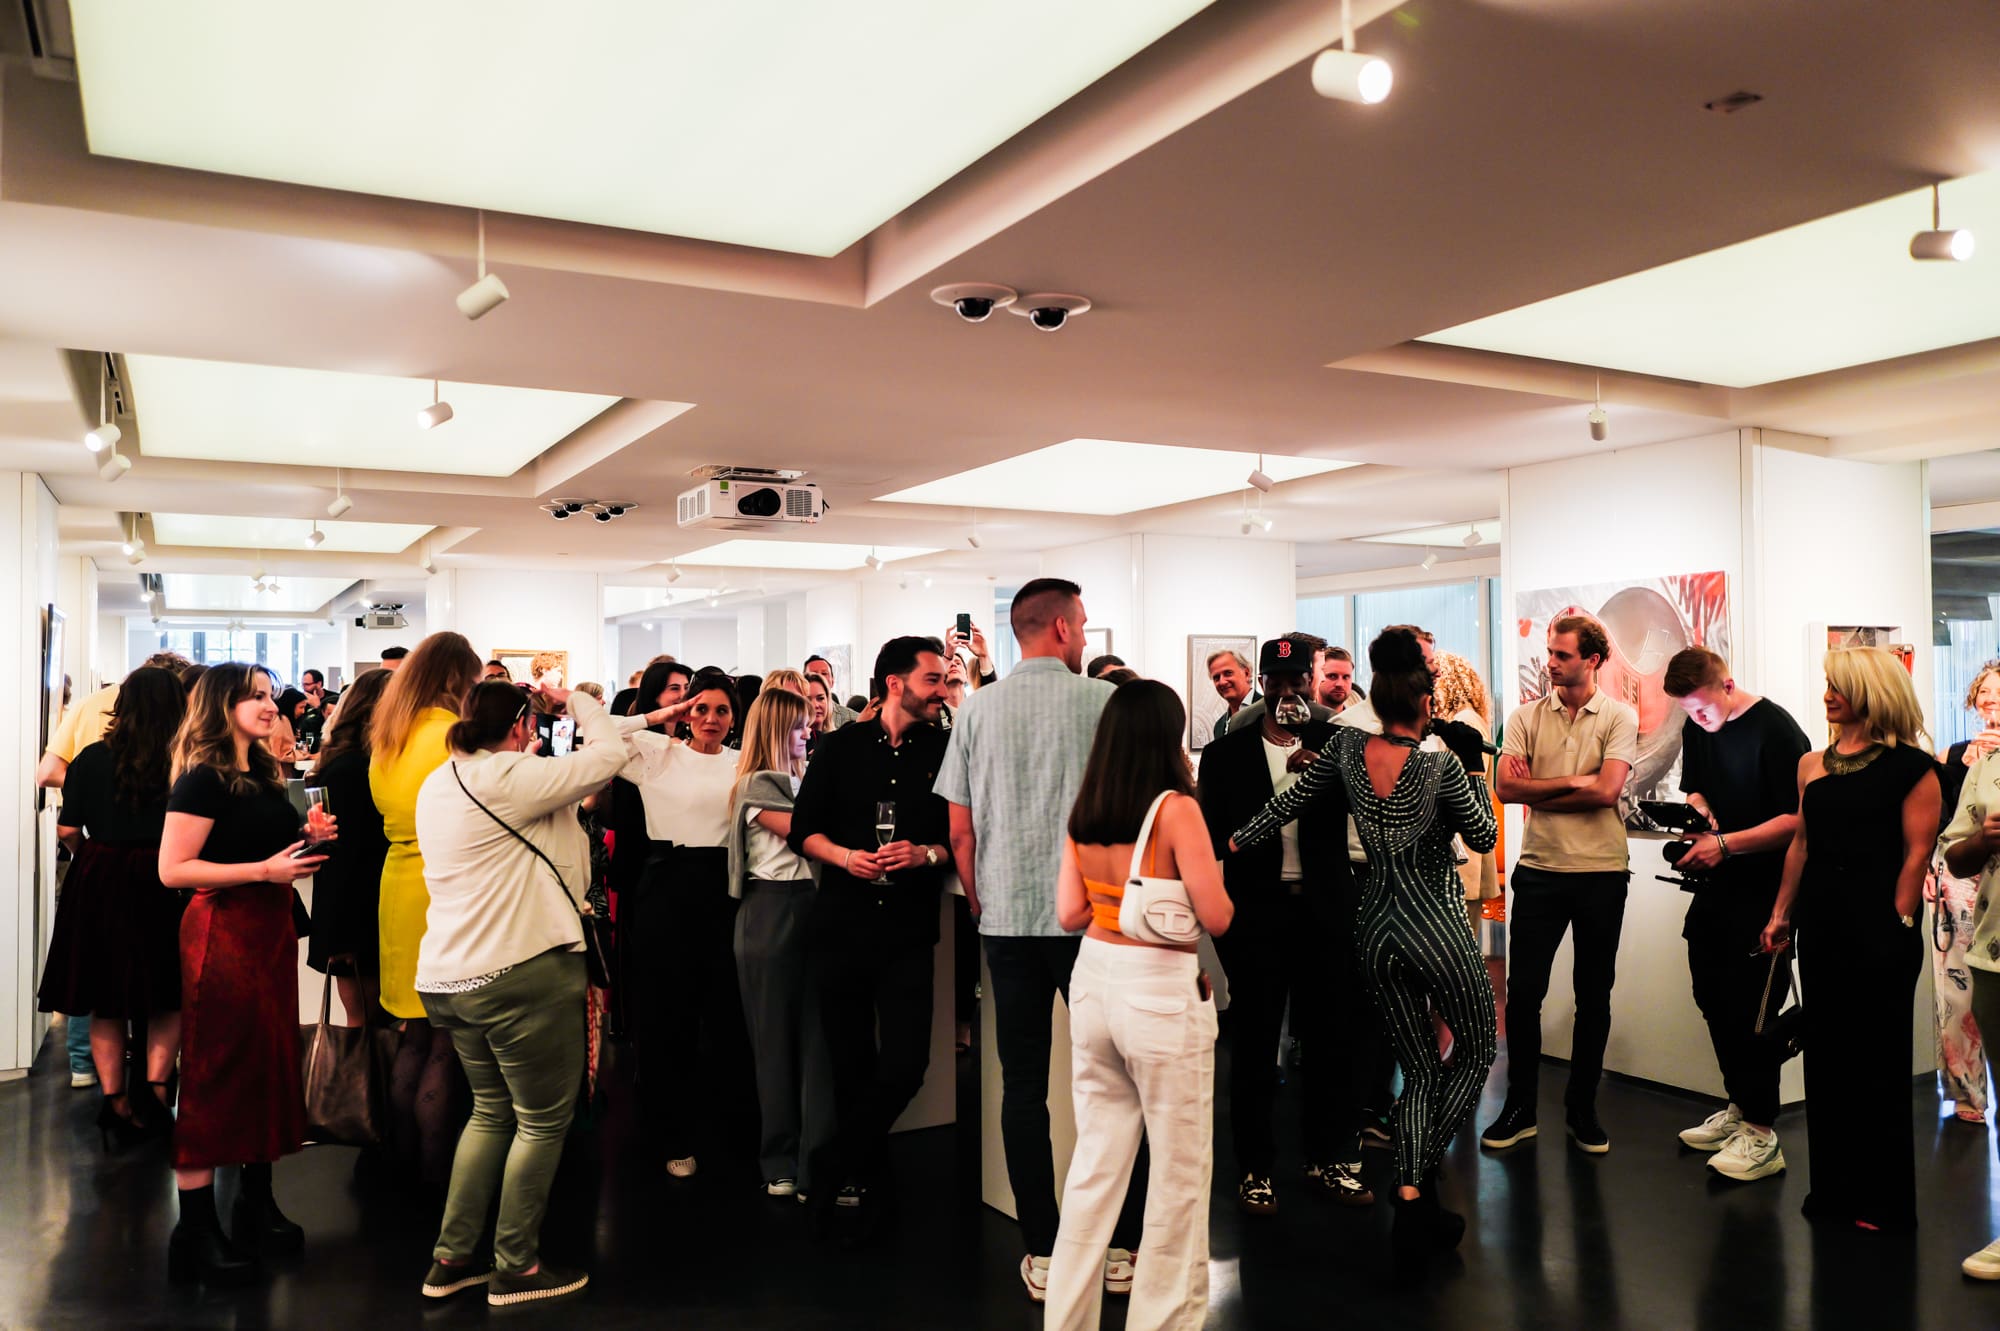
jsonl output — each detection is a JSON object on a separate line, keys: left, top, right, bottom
{"left": 355, "top": 609, "right": 409, "bottom": 630}
{"left": 677, "top": 477, "right": 823, "bottom": 531}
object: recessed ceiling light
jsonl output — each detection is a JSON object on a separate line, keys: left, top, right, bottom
{"left": 122, "top": 354, "right": 624, "bottom": 477}
{"left": 675, "top": 540, "right": 938, "bottom": 571}
{"left": 1357, "top": 519, "right": 1502, "bottom": 548}
{"left": 878, "top": 439, "right": 1353, "bottom": 515}
{"left": 69, "top": 0, "right": 1217, "bottom": 257}
{"left": 1420, "top": 168, "right": 2000, "bottom": 387}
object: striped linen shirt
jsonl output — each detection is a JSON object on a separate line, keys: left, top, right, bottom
{"left": 934, "top": 656, "right": 1114, "bottom": 937}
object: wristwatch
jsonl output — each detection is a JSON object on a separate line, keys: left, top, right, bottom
{"left": 925, "top": 846, "right": 942, "bottom": 868}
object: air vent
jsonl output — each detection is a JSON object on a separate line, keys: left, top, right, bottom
{"left": 678, "top": 488, "right": 712, "bottom": 524}
{"left": 785, "top": 488, "right": 816, "bottom": 519}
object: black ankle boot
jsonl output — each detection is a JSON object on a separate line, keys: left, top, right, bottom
{"left": 1418, "top": 1173, "right": 1466, "bottom": 1252}
{"left": 168, "top": 1185, "right": 260, "bottom": 1287}
{"left": 231, "top": 1164, "right": 305, "bottom": 1256}
{"left": 1390, "top": 1192, "right": 1431, "bottom": 1284}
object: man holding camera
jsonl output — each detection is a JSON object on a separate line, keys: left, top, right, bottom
{"left": 1661, "top": 647, "right": 1810, "bottom": 1181}
{"left": 1485, "top": 616, "right": 1637, "bottom": 1155}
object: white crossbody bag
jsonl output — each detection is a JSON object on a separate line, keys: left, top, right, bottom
{"left": 1118, "top": 791, "right": 1204, "bottom": 946}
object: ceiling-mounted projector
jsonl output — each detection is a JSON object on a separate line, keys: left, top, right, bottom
{"left": 677, "top": 467, "right": 823, "bottom": 531}
{"left": 354, "top": 607, "right": 409, "bottom": 631}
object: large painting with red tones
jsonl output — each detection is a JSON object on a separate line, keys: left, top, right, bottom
{"left": 1516, "top": 572, "right": 1730, "bottom": 834}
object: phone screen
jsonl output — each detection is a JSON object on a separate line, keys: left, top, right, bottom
{"left": 551, "top": 717, "right": 576, "bottom": 757}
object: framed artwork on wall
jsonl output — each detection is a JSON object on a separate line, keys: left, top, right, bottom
{"left": 1823, "top": 624, "right": 1913, "bottom": 673}
{"left": 1085, "top": 628, "right": 1113, "bottom": 662}
{"left": 808, "top": 643, "right": 855, "bottom": 701}
{"left": 491, "top": 649, "right": 570, "bottom": 688}
{"left": 1187, "top": 633, "right": 1257, "bottom": 752}
{"left": 1516, "top": 571, "right": 1730, "bottom": 835}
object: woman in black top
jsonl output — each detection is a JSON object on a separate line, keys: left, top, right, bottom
{"left": 1764, "top": 647, "right": 1941, "bottom": 1233}
{"left": 36, "top": 666, "right": 187, "bottom": 1148}
{"left": 305, "top": 668, "right": 393, "bottom": 1025}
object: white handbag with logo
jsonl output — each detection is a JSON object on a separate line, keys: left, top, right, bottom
{"left": 1119, "top": 791, "right": 1204, "bottom": 946}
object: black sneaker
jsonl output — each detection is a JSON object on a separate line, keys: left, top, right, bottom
{"left": 1480, "top": 1103, "right": 1538, "bottom": 1149}
{"left": 1360, "top": 1112, "right": 1394, "bottom": 1150}
{"left": 1237, "top": 1174, "right": 1277, "bottom": 1216}
{"left": 1566, "top": 1106, "right": 1610, "bottom": 1154}
{"left": 420, "top": 1259, "right": 492, "bottom": 1299}
{"left": 487, "top": 1265, "right": 589, "bottom": 1307}
{"left": 1305, "top": 1160, "right": 1374, "bottom": 1207}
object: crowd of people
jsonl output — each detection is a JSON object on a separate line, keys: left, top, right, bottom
{"left": 29, "top": 576, "right": 2000, "bottom": 1319}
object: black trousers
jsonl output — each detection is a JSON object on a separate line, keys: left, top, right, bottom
{"left": 1685, "top": 898, "right": 1789, "bottom": 1126}
{"left": 1213, "top": 879, "right": 1376, "bottom": 1174}
{"left": 807, "top": 904, "right": 935, "bottom": 1197}
{"left": 629, "top": 846, "right": 755, "bottom": 1160}
{"left": 1503, "top": 866, "right": 1629, "bottom": 1110}
{"left": 983, "top": 934, "right": 1145, "bottom": 1257}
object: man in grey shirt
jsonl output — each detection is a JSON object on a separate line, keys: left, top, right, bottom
{"left": 935, "top": 577, "right": 1141, "bottom": 1300}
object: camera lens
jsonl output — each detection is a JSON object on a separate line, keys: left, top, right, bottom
{"left": 550, "top": 509, "right": 570, "bottom": 520}
{"left": 1030, "top": 307, "right": 1066, "bottom": 332}
{"left": 735, "top": 486, "right": 782, "bottom": 518}
{"left": 593, "top": 510, "right": 612, "bottom": 522}
{"left": 955, "top": 297, "right": 994, "bottom": 322}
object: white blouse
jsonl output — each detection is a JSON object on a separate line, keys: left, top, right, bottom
{"left": 618, "top": 729, "right": 738, "bottom": 846}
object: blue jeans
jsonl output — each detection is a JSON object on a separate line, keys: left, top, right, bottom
{"left": 65, "top": 1014, "right": 92, "bottom": 1076}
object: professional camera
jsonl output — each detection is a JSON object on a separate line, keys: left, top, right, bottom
{"left": 1644, "top": 800, "right": 1714, "bottom": 891}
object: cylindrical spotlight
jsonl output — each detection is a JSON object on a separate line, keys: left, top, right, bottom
{"left": 666, "top": 562, "right": 683, "bottom": 583}
{"left": 85, "top": 422, "right": 121, "bottom": 454}
{"left": 127, "top": 549, "right": 145, "bottom": 567}
{"left": 417, "top": 400, "right": 455, "bottom": 430}
{"left": 1311, "top": 48, "right": 1393, "bottom": 104}
{"left": 327, "top": 492, "right": 354, "bottom": 518}
{"left": 967, "top": 532, "right": 982, "bottom": 549}
{"left": 306, "top": 527, "right": 326, "bottom": 548}
{"left": 1246, "top": 468, "right": 1275, "bottom": 493}
{"left": 1421, "top": 550, "right": 1438, "bottom": 571}
{"left": 98, "top": 452, "right": 131, "bottom": 482}
{"left": 1911, "top": 229, "right": 1976, "bottom": 262}
{"left": 1588, "top": 406, "right": 1609, "bottom": 442}
{"left": 456, "top": 272, "right": 510, "bottom": 320}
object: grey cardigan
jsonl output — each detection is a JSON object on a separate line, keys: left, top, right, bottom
{"left": 727, "top": 769, "right": 817, "bottom": 898}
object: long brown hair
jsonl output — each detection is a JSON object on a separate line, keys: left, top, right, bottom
{"left": 370, "top": 632, "right": 482, "bottom": 762}
{"left": 1068, "top": 680, "right": 1193, "bottom": 846}
{"left": 172, "top": 662, "right": 286, "bottom": 793}
{"left": 732, "top": 688, "right": 809, "bottom": 807}
{"left": 106, "top": 666, "right": 185, "bottom": 807}
{"left": 317, "top": 667, "right": 393, "bottom": 768}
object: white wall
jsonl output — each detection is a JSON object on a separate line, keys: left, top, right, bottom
{"left": 678, "top": 618, "right": 739, "bottom": 673}
{"left": 428, "top": 569, "right": 603, "bottom": 688}
{"left": 1137, "top": 534, "right": 1297, "bottom": 718}
{"left": 1040, "top": 535, "right": 1139, "bottom": 667}
{"left": 1501, "top": 430, "right": 1934, "bottom": 1099}
{"left": 3, "top": 474, "right": 59, "bottom": 1072}
{"left": 735, "top": 605, "right": 767, "bottom": 678}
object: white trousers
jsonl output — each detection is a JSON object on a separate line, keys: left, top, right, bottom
{"left": 1045, "top": 937, "right": 1217, "bottom": 1331}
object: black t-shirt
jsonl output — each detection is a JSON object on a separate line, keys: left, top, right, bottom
{"left": 58, "top": 741, "right": 169, "bottom": 846}
{"left": 166, "top": 765, "right": 303, "bottom": 870}
{"left": 1678, "top": 698, "right": 1812, "bottom": 908}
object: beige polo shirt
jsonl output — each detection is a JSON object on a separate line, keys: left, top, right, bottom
{"left": 47, "top": 683, "right": 117, "bottom": 763}
{"left": 1501, "top": 687, "right": 1639, "bottom": 874}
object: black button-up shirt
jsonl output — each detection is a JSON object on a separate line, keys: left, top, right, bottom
{"left": 789, "top": 716, "right": 951, "bottom": 946}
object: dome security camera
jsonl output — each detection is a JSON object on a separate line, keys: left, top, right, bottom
{"left": 593, "top": 509, "right": 613, "bottom": 523}
{"left": 563, "top": 501, "right": 585, "bottom": 515}
{"left": 550, "top": 508, "right": 570, "bottom": 520}
{"left": 929, "top": 282, "right": 1018, "bottom": 324}
{"left": 1009, "top": 292, "right": 1092, "bottom": 333}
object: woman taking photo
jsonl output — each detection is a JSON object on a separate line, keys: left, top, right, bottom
{"left": 159, "top": 664, "right": 331, "bottom": 1286}
{"left": 1763, "top": 646, "right": 1939, "bottom": 1234}
{"left": 1042, "top": 680, "right": 1232, "bottom": 1331}
{"left": 370, "top": 632, "right": 484, "bottom": 1186}
{"left": 616, "top": 670, "right": 754, "bottom": 1178}
{"left": 411, "top": 679, "right": 629, "bottom": 1307}
{"left": 1233, "top": 629, "right": 1497, "bottom": 1282}
{"left": 727, "top": 687, "right": 829, "bottom": 1198}
{"left": 305, "top": 667, "right": 393, "bottom": 1025}
{"left": 37, "top": 666, "right": 187, "bottom": 1147}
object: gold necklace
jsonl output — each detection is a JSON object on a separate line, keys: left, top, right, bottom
{"left": 1823, "top": 742, "right": 1884, "bottom": 776}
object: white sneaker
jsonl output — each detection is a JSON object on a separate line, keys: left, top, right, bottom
{"left": 1707, "top": 1126, "right": 1785, "bottom": 1181}
{"left": 765, "top": 1177, "right": 797, "bottom": 1198}
{"left": 666, "top": 1155, "right": 698, "bottom": 1179}
{"left": 1678, "top": 1103, "right": 1742, "bottom": 1151}
{"left": 1020, "top": 1254, "right": 1049, "bottom": 1302}
{"left": 1962, "top": 1237, "right": 2000, "bottom": 1280}
{"left": 69, "top": 1070, "right": 98, "bottom": 1089}
{"left": 1104, "top": 1248, "right": 1135, "bottom": 1295}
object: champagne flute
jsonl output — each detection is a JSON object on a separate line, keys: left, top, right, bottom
{"left": 874, "top": 800, "right": 896, "bottom": 884}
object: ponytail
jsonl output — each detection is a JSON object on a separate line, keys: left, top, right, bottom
{"left": 448, "top": 680, "right": 532, "bottom": 753}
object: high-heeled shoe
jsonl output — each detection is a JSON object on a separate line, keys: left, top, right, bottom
{"left": 1390, "top": 1192, "right": 1431, "bottom": 1284}
{"left": 168, "top": 1186, "right": 260, "bottom": 1288}
{"left": 95, "top": 1094, "right": 155, "bottom": 1152}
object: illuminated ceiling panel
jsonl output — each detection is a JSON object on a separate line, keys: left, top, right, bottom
{"left": 71, "top": 0, "right": 1215, "bottom": 257}
{"left": 675, "top": 541, "right": 937, "bottom": 571}
{"left": 877, "top": 439, "right": 1354, "bottom": 514}
{"left": 151, "top": 513, "right": 433, "bottom": 554}
{"left": 160, "top": 573, "right": 355, "bottom": 614}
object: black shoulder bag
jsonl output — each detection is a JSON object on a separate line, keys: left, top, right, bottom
{"left": 1753, "top": 943, "right": 1804, "bottom": 1062}
{"left": 450, "top": 763, "right": 613, "bottom": 989}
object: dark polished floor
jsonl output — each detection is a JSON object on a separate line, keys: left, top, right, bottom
{"left": 3, "top": 1007, "right": 1996, "bottom": 1330}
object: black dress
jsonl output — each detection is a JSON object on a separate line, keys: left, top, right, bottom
{"left": 1795, "top": 741, "right": 1937, "bottom": 1231}
{"left": 36, "top": 742, "right": 186, "bottom": 1018}
{"left": 305, "top": 746, "right": 389, "bottom": 975}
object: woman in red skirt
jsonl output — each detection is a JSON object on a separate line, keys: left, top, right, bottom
{"left": 36, "top": 665, "right": 187, "bottom": 1148}
{"left": 159, "top": 663, "right": 332, "bottom": 1287}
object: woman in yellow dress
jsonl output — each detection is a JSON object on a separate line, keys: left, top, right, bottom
{"left": 368, "top": 631, "right": 483, "bottom": 1184}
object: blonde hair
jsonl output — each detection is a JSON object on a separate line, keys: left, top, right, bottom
{"left": 171, "top": 662, "right": 286, "bottom": 794}
{"left": 574, "top": 681, "right": 604, "bottom": 701}
{"left": 1432, "top": 651, "right": 1491, "bottom": 727}
{"left": 370, "top": 631, "right": 483, "bottom": 761}
{"left": 1963, "top": 660, "right": 2000, "bottom": 713}
{"left": 731, "top": 688, "right": 810, "bottom": 807}
{"left": 763, "top": 668, "right": 809, "bottom": 697}
{"left": 1823, "top": 647, "right": 1928, "bottom": 749}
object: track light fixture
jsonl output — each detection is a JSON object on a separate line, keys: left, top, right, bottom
{"left": 417, "top": 379, "right": 454, "bottom": 430}
{"left": 667, "top": 562, "right": 683, "bottom": 583}
{"left": 120, "top": 515, "right": 137, "bottom": 557}
{"left": 327, "top": 468, "right": 353, "bottom": 518}
{"left": 1588, "top": 375, "right": 1609, "bottom": 442}
{"left": 1247, "top": 454, "right": 1275, "bottom": 493}
{"left": 421, "top": 540, "right": 437, "bottom": 575}
{"left": 456, "top": 210, "right": 511, "bottom": 319}
{"left": 1421, "top": 549, "right": 1438, "bottom": 571}
{"left": 127, "top": 549, "right": 146, "bottom": 567}
{"left": 1311, "top": 0, "right": 1393, "bottom": 104}
{"left": 968, "top": 509, "right": 983, "bottom": 549}
{"left": 140, "top": 587, "right": 153, "bottom": 604}
{"left": 864, "top": 549, "right": 883, "bottom": 572}
{"left": 98, "top": 451, "right": 131, "bottom": 483}
{"left": 306, "top": 522, "right": 325, "bottom": 549}
{"left": 85, "top": 356, "right": 121, "bottom": 453}
{"left": 1462, "top": 525, "right": 1483, "bottom": 549}
{"left": 1911, "top": 183, "right": 1976, "bottom": 262}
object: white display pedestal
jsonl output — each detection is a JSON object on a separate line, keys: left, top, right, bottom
{"left": 977, "top": 946, "right": 1077, "bottom": 1221}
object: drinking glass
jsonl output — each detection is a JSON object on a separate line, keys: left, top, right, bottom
{"left": 873, "top": 800, "right": 896, "bottom": 884}
{"left": 303, "top": 787, "right": 333, "bottom": 845}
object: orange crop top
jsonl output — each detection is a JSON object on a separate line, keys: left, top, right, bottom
{"left": 1084, "top": 838, "right": 1157, "bottom": 936}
